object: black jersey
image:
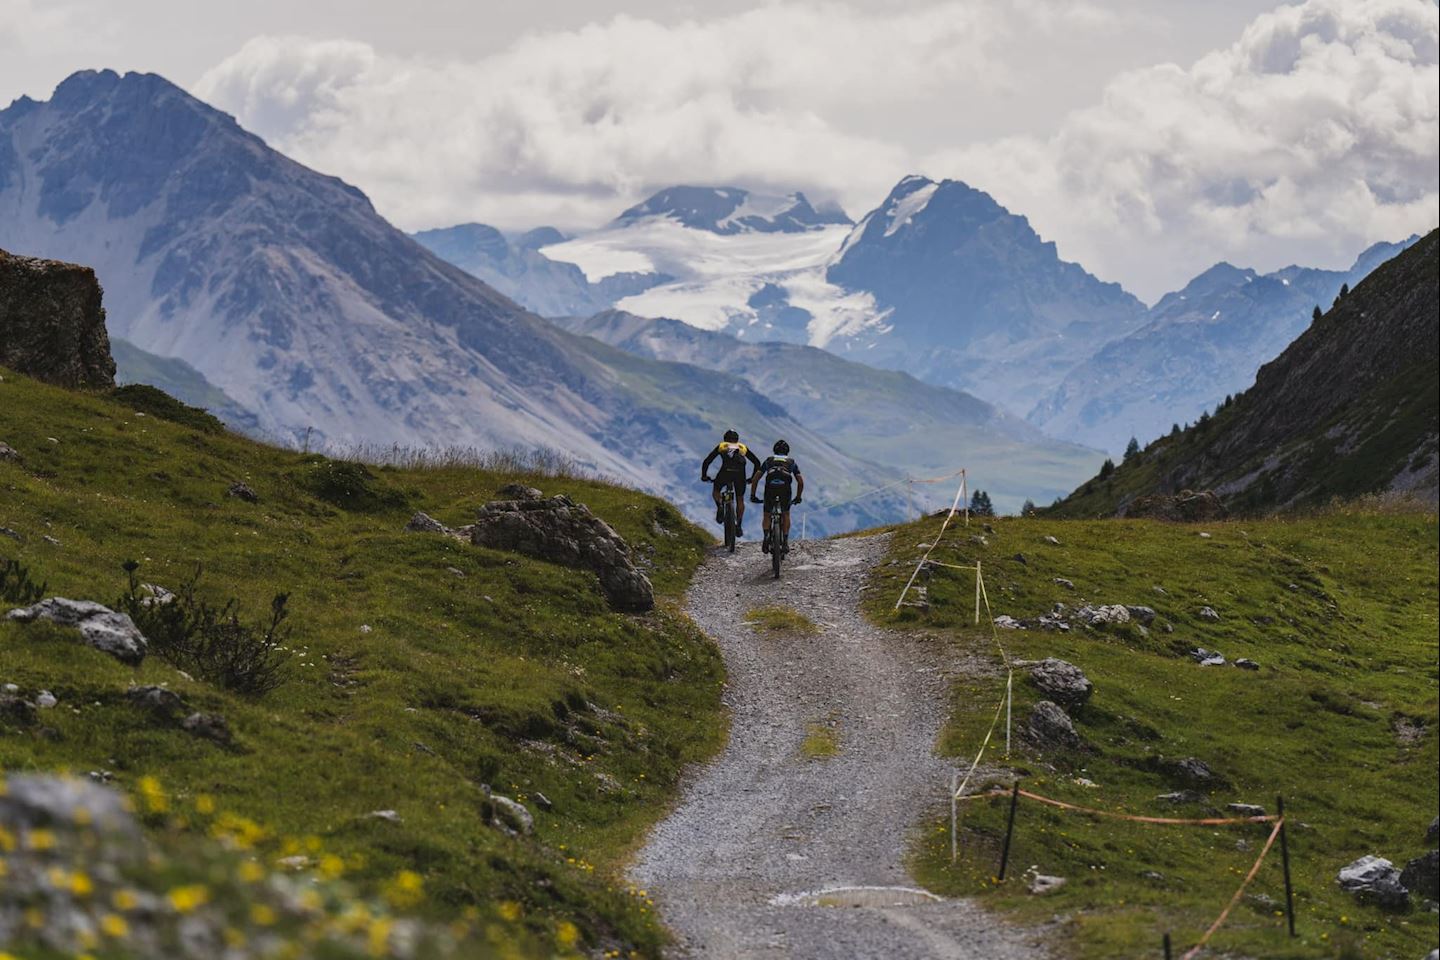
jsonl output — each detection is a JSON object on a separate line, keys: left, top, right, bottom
{"left": 757, "top": 455, "right": 801, "bottom": 487}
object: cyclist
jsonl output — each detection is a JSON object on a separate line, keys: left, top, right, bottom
{"left": 701, "top": 429, "right": 762, "bottom": 537}
{"left": 749, "top": 439, "right": 804, "bottom": 554}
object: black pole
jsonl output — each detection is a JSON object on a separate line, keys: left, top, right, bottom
{"left": 998, "top": 779, "right": 1021, "bottom": 880}
{"left": 1163, "top": 932, "right": 1172, "bottom": 960}
{"left": 1277, "top": 795, "right": 1296, "bottom": 937}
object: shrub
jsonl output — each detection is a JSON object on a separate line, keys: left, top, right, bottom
{"left": 109, "top": 384, "right": 225, "bottom": 434}
{"left": 0, "top": 557, "right": 46, "bottom": 605}
{"left": 293, "top": 457, "right": 409, "bottom": 512}
{"left": 118, "top": 562, "right": 290, "bottom": 696}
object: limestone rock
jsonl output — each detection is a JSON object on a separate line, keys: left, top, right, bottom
{"left": 1029, "top": 658, "right": 1093, "bottom": 710}
{"left": 488, "top": 794, "right": 534, "bottom": 835}
{"left": 1234, "top": 658, "right": 1260, "bottom": 670}
{"left": 182, "top": 712, "right": 232, "bottom": 745}
{"left": 1123, "top": 489, "right": 1227, "bottom": 522}
{"left": 404, "top": 511, "right": 450, "bottom": 534}
{"left": 1198, "top": 606, "right": 1221, "bottom": 622}
{"left": 1125, "top": 605, "right": 1157, "bottom": 626}
{"left": 0, "top": 248, "right": 116, "bottom": 388}
{"left": 1337, "top": 855, "right": 1409, "bottom": 910}
{"left": 497, "top": 483, "right": 543, "bottom": 500}
{"left": 0, "top": 773, "right": 139, "bottom": 840}
{"left": 1191, "top": 648, "right": 1226, "bottom": 666}
{"left": 7, "top": 597, "right": 147, "bottom": 664}
{"left": 1026, "top": 700, "right": 1081, "bottom": 750}
{"left": 1227, "top": 803, "right": 1266, "bottom": 817}
{"left": 471, "top": 494, "right": 654, "bottom": 612}
{"left": 1166, "top": 756, "right": 1219, "bottom": 786}
{"left": 1075, "top": 604, "right": 1130, "bottom": 626}
{"left": 0, "top": 441, "right": 21, "bottom": 463}
{"left": 127, "top": 684, "right": 186, "bottom": 718}
{"left": 1052, "top": 577, "right": 1075, "bottom": 590}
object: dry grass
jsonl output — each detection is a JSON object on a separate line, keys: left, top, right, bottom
{"left": 744, "top": 605, "right": 819, "bottom": 635}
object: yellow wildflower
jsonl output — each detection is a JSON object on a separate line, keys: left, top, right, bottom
{"left": 137, "top": 776, "right": 168, "bottom": 814}
{"left": 195, "top": 794, "right": 216, "bottom": 815}
{"left": 497, "top": 900, "right": 522, "bottom": 922}
{"left": 167, "top": 884, "right": 210, "bottom": 913}
{"left": 112, "top": 888, "right": 139, "bottom": 911}
{"left": 70, "top": 871, "right": 95, "bottom": 898}
{"left": 250, "top": 903, "right": 278, "bottom": 926}
{"left": 100, "top": 913, "right": 129, "bottom": 938}
{"left": 238, "top": 860, "right": 266, "bottom": 883}
{"left": 383, "top": 869, "right": 425, "bottom": 909}
{"left": 556, "top": 920, "right": 580, "bottom": 948}
{"left": 318, "top": 853, "right": 345, "bottom": 879}
{"left": 25, "top": 828, "right": 55, "bottom": 851}
{"left": 367, "top": 917, "right": 394, "bottom": 956}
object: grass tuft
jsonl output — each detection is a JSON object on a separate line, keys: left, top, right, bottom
{"left": 744, "top": 605, "right": 819, "bottom": 635}
{"left": 801, "top": 721, "right": 840, "bottom": 759}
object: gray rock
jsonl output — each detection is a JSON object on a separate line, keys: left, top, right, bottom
{"left": 127, "top": 684, "right": 187, "bottom": 718}
{"left": 1234, "top": 658, "right": 1260, "bottom": 670}
{"left": 226, "top": 481, "right": 259, "bottom": 502}
{"left": 35, "top": 690, "right": 57, "bottom": 709}
{"left": 0, "top": 525, "right": 21, "bottom": 541}
{"left": 7, "top": 597, "right": 147, "bottom": 664}
{"left": 0, "top": 249, "right": 116, "bottom": 388}
{"left": 471, "top": 494, "right": 654, "bottom": 612}
{"left": 533, "top": 791, "right": 554, "bottom": 812}
{"left": 42, "top": 534, "right": 60, "bottom": 546}
{"left": 1168, "top": 757, "right": 1218, "bottom": 786}
{"left": 1400, "top": 850, "right": 1438, "bottom": 900}
{"left": 1424, "top": 950, "right": 1438, "bottom": 960}
{"left": 0, "top": 441, "right": 20, "bottom": 463}
{"left": 1125, "top": 605, "right": 1157, "bottom": 626}
{"left": 993, "top": 615, "right": 1022, "bottom": 630}
{"left": 140, "top": 583, "right": 174, "bottom": 607}
{"left": 0, "top": 693, "right": 38, "bottom": 727}
{"left": 1337, "top": 855, "right": 1409, "bottom": 910}
{"left": 1227, "top": 803, "right": 1266, "bottom": 817}
{"left": 1029, "top": 658, "right": 1093, "bottom": 710}
{"left": 1025, "top": 871, "right": 1066, "bottom": 895}
{"left": 1052, "top": 577, "right": 1075, "bottom": 590}
{"left": 1155, "top": 791, "right": 1204, "bottom": 804}
{"left": 497, "top": 483, "right": 543, "bottom": 500}
{"left": 1026, "top": 700, "right": 1081, "bottom": 749}
{"left": 1191, "top": 647, "right": 1226, "bottom": 666}
{"left": 1198, "top": 606, "right": 1221, "bottom": 622}
{"left": 1075, "top": 604, "right": 1130, "bottom": 626}
{"left": 181, "top": 712, "right": 232, "bottom": 745}
{"left": 0, "top": 773, "right": 139, "bottom": 839}
{"left": 1011, "top": 553, "right": 1027, "bottom": 565}
{"left": 404, "top": 510, "right": 450, "bottom": 534}
{"left": 488, "top": 794, "right": 534, "bottom": 835}
{"left": 1043, "top": 535, "right": 1061, "bottom": 545}
{"left": 367, "top": 809, "right": 402, "bottom": 823}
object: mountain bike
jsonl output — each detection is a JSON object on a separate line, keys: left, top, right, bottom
{"left": 754, "top": 493, "right": 799, "bottom": 578}
{"left": 707, "top": 478, "right": 738, "bottom": 552}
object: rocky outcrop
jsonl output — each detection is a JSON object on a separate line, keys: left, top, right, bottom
{"left": 1401, "top": 849, "right": 1438, "bottom": 900}
{"left": 1028, "top": 658, "right": 1093, "bottom": 710}
{"left": 1337, "top": 855, "right": 1409, "bottom": 910}
{"left": 0, "top": 248, "right": 115, "bottom": 388}
{"left": 7, "top": 597, "right": 147, "bottom": 664}
{"left": 471, "top": 494, "right": 654, "bottom": 612}
{"left": 1026, "top": 700, "right": 1081, "bottom": 750}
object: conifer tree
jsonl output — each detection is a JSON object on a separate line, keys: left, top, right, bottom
{"left": 1124, "top": 436, "right": 1140, "bottom": 460}
{"left": 1098, "top": 458, "right": 1116, "bottom": 480}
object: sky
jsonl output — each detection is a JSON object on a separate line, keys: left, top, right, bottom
{"left": 3, "top": 0, "right": 1436, "bottom": 299}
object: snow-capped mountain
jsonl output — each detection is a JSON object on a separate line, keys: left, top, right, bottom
{"left": 1028, "top": 236, "right": 1422, "bottom": 454}
{"left": 822, "top": 175, "right": 1149, "bottom": 411}
{"left": 614, "top": 186, "right": 851, "bottom": 235}
{"left": 0, "top": 70, "right": 909, "bottom": 532}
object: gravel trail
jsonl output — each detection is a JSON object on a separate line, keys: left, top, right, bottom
{"left": 632, "top": 534, "right": 1048, "bottom": 959}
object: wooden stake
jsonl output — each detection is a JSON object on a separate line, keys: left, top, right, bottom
{"left": 998, "top": 779, "right": 1021, "bottom": 880}
{"left": 1278, "top": 795, "right": 1296, "bottom": 937}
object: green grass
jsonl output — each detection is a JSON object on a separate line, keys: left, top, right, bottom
{"left": 0, "top": 369, "right": 726, "bottom": 957}
{"left": 744, "top": 605, "right": 819, "bottom": 635}
{"left": 864, "top": 511, "right": 1438, "bottom": 960}
{"left": 801, "top": 720, "right": 840, "bottom": 759}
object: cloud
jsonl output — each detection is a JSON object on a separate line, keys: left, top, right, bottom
{"left": 193, "top": 1, "right": 1110, "bottom": 230}
{"left": 935, "top": 0, "right": 1439, "bottom": 298}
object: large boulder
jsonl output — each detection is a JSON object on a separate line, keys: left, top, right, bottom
{"left": 1400, "top": 850, "right": 1438, "bottom": 900}
{"left": 1122, "top": 489, "right": 1226, "bottom": 522}
{"left": 1029, "top": 658, "right": 1093, "bottom": 710}
{"left": 0, "top": 248, "right": 116, "bottom": 388}
{"left": 1025, "top": 700, "right": 1081, "bottom": 750}
{"left": 7, "top": 597, "right": 147, "bottom": 664}
{"left": 471, "top": 494, "right": 654, "bottom": 612}
{"left": 0, "top": 773, "right": 139, "bottom": 841}
{"left": 1337, "top": 855, "right": 1409, "bottom": 910}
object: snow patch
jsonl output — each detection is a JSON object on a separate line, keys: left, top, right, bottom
{"left": 882, "top": 182, "right": 938, "bottom": 237}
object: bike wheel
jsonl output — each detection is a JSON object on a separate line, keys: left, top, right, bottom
{"left": 771, "top": 522, "right": 782, "bottom": 578}
{"left": 724, "top": 499, "right": 736, "bottom": 552}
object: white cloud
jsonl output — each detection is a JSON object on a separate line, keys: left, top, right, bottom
{"left": 935, "top": 0, "right": 1439, "bottom": 298}
{"left": 193, "top": 1, "right": 1111, "bottom": 230}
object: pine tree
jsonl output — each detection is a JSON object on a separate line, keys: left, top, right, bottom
{"left": 1020, "top": 499, "right": 1036, "bottom": 516}
{"left": 1098, "top": 458, "right": 1116, "bottom": 480}
{"left": 1312, "top": 304, "right": 1322, "bottom": 323}
{"left": 1339, "top": 282, "right": 1349, "bottom": 298}
{"left": 1124, "top": 436, "right": 1140, "bottom": 460}
{"left": 968, "top": 490, "right": 995, "bottom": 517}
{"left": 1170, "top": 423, "right": 1181, "bottom": 437}
{"left": 1198, "top": 410, "right": 1212, "bottom": 427}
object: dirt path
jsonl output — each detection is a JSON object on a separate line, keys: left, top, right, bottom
{"left": 632, "top": 535, "right": 1048, "bottom": 959}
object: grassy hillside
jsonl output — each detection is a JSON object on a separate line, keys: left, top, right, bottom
{"left": 0, "top": 368, "right": 725, "bottom": 957}
{"left": 863, "top": 510, "right": 1438, "bottom": 959}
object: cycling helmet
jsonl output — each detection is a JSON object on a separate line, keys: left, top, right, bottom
{"left": 773, "top": 439, "right": 790, "bottom": 455}
{"left": 723, "top": 429, "right": 739, "bottom": 443}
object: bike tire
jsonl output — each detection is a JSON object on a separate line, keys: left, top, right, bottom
{"left": 724, "top": 498, "right": 736, "bottom": 552}
{"left": 771, "top": 522, "right": 782, "bottom": 578}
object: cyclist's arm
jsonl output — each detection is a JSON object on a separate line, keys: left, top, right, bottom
{"left": 701, "top": 446, "right": 720, "bottom": 476}
{"left": 745, "top": 448, "right": 763, "bottom": 478}
{"left": 794, "top": 463, "right": 804, "bottom": 499}
{"left": 750, "top": 461, "right": 767, "bottom": 498}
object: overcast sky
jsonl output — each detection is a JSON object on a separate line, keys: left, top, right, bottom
{"left": 4, "top": 0, "right": 1436, "bottom": 299}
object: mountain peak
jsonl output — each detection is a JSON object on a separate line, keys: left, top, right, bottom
{"left": 614, "top": 185, "right": 850, "bottom": 235}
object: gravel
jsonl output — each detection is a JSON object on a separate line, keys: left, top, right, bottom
{"left": 632, "top": 535, "right": 1049, "bottom": 959}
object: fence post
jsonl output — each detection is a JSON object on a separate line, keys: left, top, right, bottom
{"left": 1162, "top": 932, "right": 1172, "bottom": 960}
{"left": 1004, "top": 669, "right": 1012, "bottom": 757}
{"left": 1277, "top": 795, "right": 1296, "bottom": 936}
{"left": 974, "top": 561, "right": 982, "bottom": 624}
{"left": 998, "top": 779, "right": 1021, "bottom": 880}
{"left": 950, "top": 771, "right": 959, "bottom": 863}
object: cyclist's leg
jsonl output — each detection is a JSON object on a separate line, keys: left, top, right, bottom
{"left": 731, "top": 477, "right": 746, "bottom": 529}
{"left": 779, "top": 486, "right": 793, "bottom": 536}
{"left": 711, "top": 479, "right": 725, "bottom": 522}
